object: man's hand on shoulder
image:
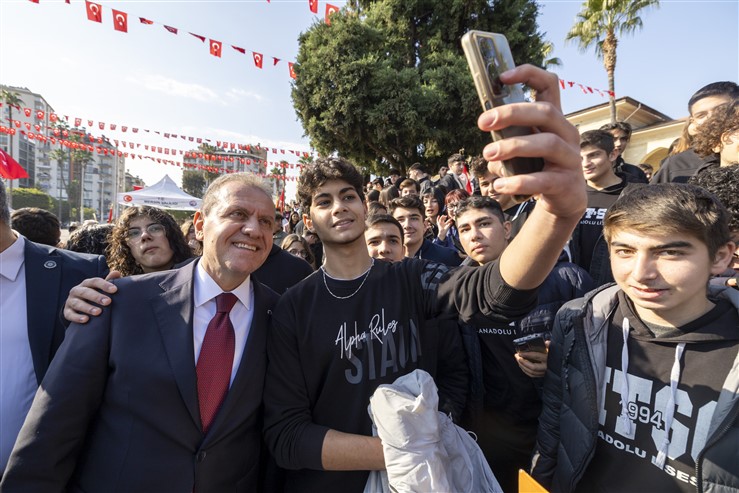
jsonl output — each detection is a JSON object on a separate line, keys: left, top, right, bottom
{"left": 63, "top": 271, "right": 121, "bottom": 323}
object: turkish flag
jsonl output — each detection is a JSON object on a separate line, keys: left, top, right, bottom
{"left": 0, "top": 149, "right": 29, "bottom": 179}
{"left": 139, "top": 17, "right": 154, "bottom": 25}
{"left": 29, "top": 0, "right": 39, "bottom": 4}
{"left": 462, "top": 164, "right": 473, "bottom": 194}
{"left": 309, "top": 0, "right": 318, "bottom": 13}
{"left": 209, "top": 39, "right": 222, "bottom": 57}
{"left": 24, "top": 108, "right": 31, "bottom": 117}
{"left": 232, "top": 45, "right": 246, "bottom": 54}
{"left": 112, "top": 9, "right": 128, "bottom": 32}
{"left": 288, "top": 62, "right": 297, "bottom": 79}
{"left": 273, "top": 57, "right": 280, "bottom": 66}
{"left": 253, "top": 52, "right": 263, "bottom": 68}
{"left": 325, "top": 3, "right": 339, "bottom": 24}
{"left": 35, "top": 110, "right": 44, "bottom": 119}
{"left": 86, "top": 1, "right": 102, "bottom": 22}
{"left": 164, "top": 25, "right": 178, "bottom": 34}
{"left": 190, "top": 32, "right": 206, "bottom": 42}
{"left": 74, "top": 117, "right": 81, "bottom": 127}
{"left": 107, "top": 204, "right": 114, "bottom": 223}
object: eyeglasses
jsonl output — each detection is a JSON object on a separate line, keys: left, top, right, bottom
{"left": 288, "top": 248, "right": 309, "bottom": 258}
{"left": 126, "top": 223, "right": 166, "bottom": 241}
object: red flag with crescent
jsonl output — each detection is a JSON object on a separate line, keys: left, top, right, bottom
{"left": 86, "top": 1, "right": 102, "bottom": 22}
{"left": 0, "top": 149, "right": 29, "bottom": 179}
{"left": 253, "top": 52, "right": 263, "bottom": 68}
{"left": 209, "top": 39, "right": 222, "bottom": 57}
{"left": 112, "top": 9, "right": 128, "bottom": 32}
{"left": 288, "top": 62, "right": 297, "bottom": 79}
{"left": 164, "top": 25, "right": 178, "bottom": 34}
{"left": 325, "top": 4, "right": 339, "bottom": 24}
{"left": 309, "top": 0, "right": 318, "bottom": 13}
{"left": 139, "top": 17, "right": 154, "bottom": 25}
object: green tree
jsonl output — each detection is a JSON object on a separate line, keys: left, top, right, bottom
{"left": 181, "top": 170, "right": 207, "bottom": 198}
{"left": 292, "top": 0, "right": 546, "bottom": 175}
{"left": 10, "top": 187, "right": 53, "bottom": 210}
{"left": 566, "top": 0, "right": 659, "bottom": 123}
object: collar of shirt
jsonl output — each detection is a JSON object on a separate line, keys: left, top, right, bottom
{"left": 0, "top": 234, "right": 25, "bottom": 281}
{"left": 193, "top": 259, "right": 252, "bottom": 312}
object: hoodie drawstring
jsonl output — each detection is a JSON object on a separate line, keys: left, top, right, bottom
{"left": 618, "top": 317, "right": 687, "bottom": 469}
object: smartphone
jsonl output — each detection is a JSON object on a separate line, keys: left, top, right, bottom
{"left": 513, "top": 333, "right": 548, "bottom": 354}
{"left": 461, "top": 30, "right": 544, "bottom": 178}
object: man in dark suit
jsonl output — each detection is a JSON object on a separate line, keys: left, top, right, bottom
{"left": 0, "top": 173, "right": 279, "bottom": 492}
{"left": 0, "top": 181, "right": 108, "bottom": 474}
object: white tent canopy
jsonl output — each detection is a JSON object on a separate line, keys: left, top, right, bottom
{"left": 117, "top": 174, "right": 202, "bottom": 211}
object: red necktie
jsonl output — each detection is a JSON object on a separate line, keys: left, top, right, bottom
{"left": 196, "top": 292, "right": 237, "bottom": 433}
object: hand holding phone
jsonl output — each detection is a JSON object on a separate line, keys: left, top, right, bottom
{"left": 461, "top": 30, "right": 544, "bottom": 180}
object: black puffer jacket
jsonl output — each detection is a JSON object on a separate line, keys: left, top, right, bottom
{"left": 530, "top": 284, "right": 739, "bottom": 493}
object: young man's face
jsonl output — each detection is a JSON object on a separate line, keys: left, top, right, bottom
{"left": 690, "top": 95, "right": 732, "bottom": 131}
{"left": 609, "top": 229, "right": 735, "bottom": 327}
{"left": 438, "top": 166, "right": 448, "bottom": 178}
{"left": 365, "top": 223, "right": 404, "bottom": 262}
{"left": 581, "top": 145, "right": 618, "bottom": 184}
{"left": 449, "top": 161, "right": 464, "bottom": 176}
{"left": 456, "top": 207, "right": 511, "bottom": 265}
{"left": 400, "top": 186, "right": 418, "bottom": 197}
{"left": 306, "top": 179, "right": 367, "bottom": 247}
{"left": 477, "top": 168, "right": 517, "bottom": 211}
{"left": 392, "top": 206, "right": 425, "bottom": 252}
{"left": 608, "top": 129, "right": 630, "bottom": 157}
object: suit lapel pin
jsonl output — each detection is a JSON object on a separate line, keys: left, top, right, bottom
{"left": 43, "top": 260, "right": 57, "bottom": 269}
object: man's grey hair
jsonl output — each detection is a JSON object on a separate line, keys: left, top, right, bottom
{"left": 201, "top": 173, "right": 273, "bottom": 216}
{"left": 0, "top": 180, "right": 10, "bottom": 224}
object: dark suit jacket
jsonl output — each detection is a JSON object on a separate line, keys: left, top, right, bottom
{"left": 1, "top": 260, "right": 279, "bottom": 493}
{"left": 23, "top": 239, "right": 108, "bottom": 384}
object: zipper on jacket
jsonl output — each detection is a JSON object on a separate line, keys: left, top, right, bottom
{"left": 694, "top": 402, "right": 739, "bottom": 492}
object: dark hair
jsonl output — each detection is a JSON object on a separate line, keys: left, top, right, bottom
{"left": 447, "top": 153, "right": 465, "bottom": 165}
{"left": 691, "top": 99, "right": 739, "bottom": 158}
{"left": 378, "top": 186, "right": 400, "bottom": 207}
{"left": 638, "top": 163, "right": 654, "bottom": 173}
{"left": 106, "top": 206, "right": 192, "bottom": 276}
{"left": 689, "top": 166, "right": 739, "bottom": 234}
{"left": 600, "top": 121, "right": 633, "bottom": 140}
{"left": 408, "top": 162, "right": 427, "bottom": 174}
{"left": 469, "top": 156, "right": 490, "bottom": 180}
{"left": 367, "top": 200, "right": 388, "bottom": 217}
{"left": 367, "top": 189, "right": 381, "bottom": 202}
{"left": 604, "top": 183, "right": 731, "bottom": 258}
{"left": 388, "top": 195, "right": 424, "bottom": 216}
{"left": 65, "top": 223, "right": 113, "bottom": 256}
{"left": 296, "top": 157, "right": 365, "bottom": 211}
{"left": 688, "top": 81, "right": 739, "bottom": 113}
{"left": 580, "top": 129, "right": 615, "bottom": 154}
{"left": 0, "top": 179, "right": 9, "bottom": 224}
{"left": 421, "top": 186, "right": 446, "bottom": 217}
{"left": 399, "top": 178, "right": 419, "bottom": 193}
{"left": 11, "top": 207, "right": 61, "bottom": 246}
{"left": 366, "top": 213, "right": 404, "bottom": 243}
{"left": 280, "top": 233, "right": 316, "bottom": 269}
{"left": 454, "top": 195, "right": 505, "bottom": 223}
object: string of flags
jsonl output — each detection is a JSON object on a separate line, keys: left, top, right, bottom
{"left": 0, "top": 102, "right": 316, "bottom": 161}
{"left": 0, "top": 124, "right": 307, "bottom": 179}
{"left": 25, "top": 0, "right": 345, "bottom": 80}
{"left": 558, "top": 79, "right": 614, "bottom": 98}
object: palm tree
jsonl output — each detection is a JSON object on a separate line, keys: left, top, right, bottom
{"left": 566, "top": 0, "right": 659, "bottom": 123}
{"left": 49, "top": 147, "right": 68, "bottom": 220}
{"left": 1, "top": 89, "right": 23, "bottom": 191}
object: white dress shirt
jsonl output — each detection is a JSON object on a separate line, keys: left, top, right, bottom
{"left": 0, "top": 235, "right": 37, "bottom": 473}
{"left": 193, "top": 261, "right": 254, "bottom": 385}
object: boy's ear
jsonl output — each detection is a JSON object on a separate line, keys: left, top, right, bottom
{"left": 608, "top": 148, "right": 620, "bottom": 162}
{"left": 302, "top": 213, "right": 312, "bottom": 231}
{"left": 710, "top": 241, "right": 737, "bottom": 275}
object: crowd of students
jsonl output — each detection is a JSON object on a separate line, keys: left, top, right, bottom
{"left": 0, "top": 66, "right": 737, "bottom": 493}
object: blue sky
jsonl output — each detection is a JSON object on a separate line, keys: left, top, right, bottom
{"left": 1, "top": 0, "right": 737, "bottom": 200}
